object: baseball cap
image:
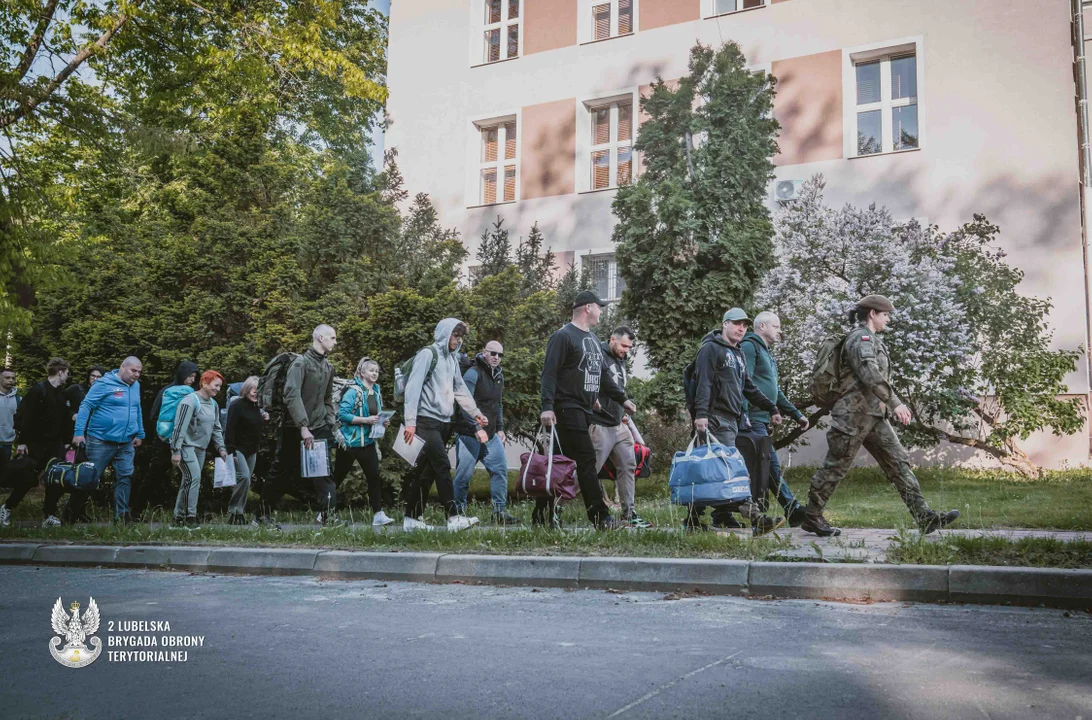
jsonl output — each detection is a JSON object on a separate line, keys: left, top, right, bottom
{"left": 722, "top": 308, "right": 752, "bottom": 323}
{"left": 572, "top": 290, "right": 610, "bottom": 310}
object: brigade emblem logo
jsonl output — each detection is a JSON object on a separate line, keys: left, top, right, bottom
{"left": 49, "top": 597, "right": 102, "bottom": 668}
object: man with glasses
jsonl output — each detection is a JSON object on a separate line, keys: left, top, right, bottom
{"left": 452, "top": 340, "right": 518, "bottom": 525}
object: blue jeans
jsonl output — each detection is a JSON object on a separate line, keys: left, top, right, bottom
{"left": 452, "top": 434, "right": 509, "bottom": 512}
{"left": 751, "top": 422, "right": 801, "bottom": 513}
{"left": 85, "top": 436, "right": 136, "bottom": 518}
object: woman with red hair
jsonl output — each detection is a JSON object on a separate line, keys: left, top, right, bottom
{"left": 169, "top": 370, "right": 229, "bottom": 529}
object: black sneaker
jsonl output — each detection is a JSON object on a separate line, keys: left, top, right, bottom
{"left": 596, "top": 516, "right": 624, "bottom": 531}
{"left": 492, "top": 511, "right": 521, "bottom": 526}
{"left": 684, "top": 518, "right": 711, "bottom": 532}
{"left": 920, "top": 509, "right": 960, "bottom": 535}
{"left": 751, "top": 515, "right": 786, "bottom": 537}
{"left": 711, "top": 513, "right": 743, "bottom": 529}
{"left": 185, "top": 516, "right": 201, "bottom": 530}
{"left": 170, "top": 516, "right": 188, "bottom": 529}
{"left": 800, "top": 514, "right": 841, "bottom": 537}
{"left": 787, "top": 505, "right": 809, "bottom": 528}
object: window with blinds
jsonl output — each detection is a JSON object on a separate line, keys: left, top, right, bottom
{"left": 483, "top": 0, "right": 521, "bottom": 64}
{"left": 479, "top": 120, "right": 518, "bottom": 204}
{"left": 854, "top": 52, "right": 918, "bottom": 156}
{"left": 711, "top": 0, "right": 764, "bottom": 15}
{"left": 588, "top": 99, "right": 634, "bottom": 190}
{"left": 585, "top": 253, "right": 626, "bottom": 300}
{"left": 587, "top": 0, "right": 634, "bottom": 42}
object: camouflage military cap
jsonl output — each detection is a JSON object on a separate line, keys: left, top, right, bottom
{"left": 857, "top": 295, "right": 895, "bottom": 313}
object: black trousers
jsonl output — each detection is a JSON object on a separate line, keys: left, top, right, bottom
{"left": 402, "top": 417, "right": 457, "bottom": 519}
{"left": 0, "top": 443, "right": 47, "bottom": 513}
{"left": 333, "top": 444, "right": 383, "bottom": 513}
{"left": 534, "top": 409, "right": 611, "bottom": 525}
{"left": 263, "top": 424, "right": 333, "bottom": 514}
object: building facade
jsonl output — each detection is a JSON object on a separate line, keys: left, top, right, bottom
{"left": 387, "top": 0, "right": 1092, "bottom": 468}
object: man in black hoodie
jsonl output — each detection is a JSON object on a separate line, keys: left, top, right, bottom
{"left": 7, "top": 358, "right": 79, "bottom": 527}
{"left": 689, "top": 308, "right": 783, "bottom": 535}
{"left": 539, "top": 290, "right": 635, "bottom": 530}
{"left": 133, "top": 360, "right": 198, "bottom": 515}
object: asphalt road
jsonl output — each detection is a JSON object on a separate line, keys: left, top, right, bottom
{"left": 1, "top": 566, "right": 1089, "bottom": 719}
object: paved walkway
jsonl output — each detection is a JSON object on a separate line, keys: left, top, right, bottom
{"left": 6, "top": 519, "right": 1090, "bottom": 563}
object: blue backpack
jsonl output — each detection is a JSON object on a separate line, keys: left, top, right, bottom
{"left": 43, "top": 457, "right": 101, "bottom": 492}
{"left": 157, "top": 385, "right": 196, "bottom": 441}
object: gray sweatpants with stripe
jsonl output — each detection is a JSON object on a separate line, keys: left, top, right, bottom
{"left": 174, "top": 446, "right": 205, "bottom": 520}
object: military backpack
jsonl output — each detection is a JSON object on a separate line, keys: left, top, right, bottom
{"left": 809, "top": 334, "right": 851, "bottom": 408}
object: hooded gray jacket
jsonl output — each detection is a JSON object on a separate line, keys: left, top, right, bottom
{"left": 403, "top": 318, "right": 482, "bottom": 427}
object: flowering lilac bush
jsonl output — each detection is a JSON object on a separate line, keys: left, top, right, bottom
{"left": 761, "top": 176, "right": 1082, "bottom": 475}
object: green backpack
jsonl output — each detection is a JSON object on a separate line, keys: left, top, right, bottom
{"left": 809, "top": 334, "right": 851, "bottom": 408}
{"left": 393, "top": 345, "right": 439, "bottom": 405}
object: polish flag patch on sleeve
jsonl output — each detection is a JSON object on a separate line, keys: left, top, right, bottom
{"left": 861, "top": 335, "right": 871, "bottom": 341}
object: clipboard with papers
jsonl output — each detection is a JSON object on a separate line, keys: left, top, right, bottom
{"left": 392, "top": 425, "right": 426, "bottom": 466}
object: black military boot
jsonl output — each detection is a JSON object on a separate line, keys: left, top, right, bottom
{"left": 920, "top": 509, "right": 960, "bottom": 535}
{"left": 787, "top": 505, "right": 809, "bottom": 528}
{"left": 800, "top": 513, "right": 841, "bottom": 537}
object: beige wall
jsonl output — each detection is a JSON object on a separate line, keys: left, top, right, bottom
{"left": 524, "top": 0, "right": 577, "bottom": 55}
{"left": 521, "top": 99, "right": 577, "bottom": 199}
{"left": 772, "top": 49, "right": 843, "bottom": 166}
{"left": 641, "top": 0, "right": 700, "bottom": 31}
{"left": 387, "top": 0, "right": 1092, "bottom": 467}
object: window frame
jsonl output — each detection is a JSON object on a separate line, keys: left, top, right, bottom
{"left": 577, "top": 90, "right": 639, "bottom": 193}
{"left": 472, "top": 0, "right": 523, "bottom": 67}
{"left": 577, "top": 250, "right": 626, "bottom": 301}
{"left": 579, "top": 0, "right": 638, "bottom": 44}
{"left": 466, "top": 111, "right": 521, "bottom": 208}
{"left": 842, "top": 38, "right": 925, "bottom": 159}
{"left": 704, "top": 0, "right": 766, "bottom": 19}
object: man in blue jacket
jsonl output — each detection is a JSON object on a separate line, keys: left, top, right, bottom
{"left": 73, "top": 357, "right": 145, "bottom": 523}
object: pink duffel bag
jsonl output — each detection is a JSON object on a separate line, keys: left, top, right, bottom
{"left": 515, "top": 425, "right": 579, "bottom": 500}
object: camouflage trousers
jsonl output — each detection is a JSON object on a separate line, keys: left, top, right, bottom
{"left": 807, "top": 414, "right": 933, "bottom": 524}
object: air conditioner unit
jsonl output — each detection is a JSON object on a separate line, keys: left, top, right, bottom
{"left": 774, "top": 179, "right": 804, "bottom": 203}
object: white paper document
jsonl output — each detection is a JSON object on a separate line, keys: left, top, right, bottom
{"left": 392, "top": 425, "right": 426, "bottom": 466}
{"left": 300, "top": 439, "right": 331, "bottom": 478}
{"left": 213, "top": 456, "right": 237, "bottom": 488}
{"left": 368, "top": 410, "right": 397, "bottom": 440}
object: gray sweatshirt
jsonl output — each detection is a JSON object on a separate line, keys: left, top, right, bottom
{"left": 170, "top": 392, "right": 225, "bottom": 454}
{"left": 0, "top": 388, "right": 18, "bottom": 444}
{"left": 403, "top": 317, "right": 482, "bottom": 427}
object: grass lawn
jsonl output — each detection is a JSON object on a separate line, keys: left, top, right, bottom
{"left": 1, "top": 466, "right": 1090, "bottom": 566}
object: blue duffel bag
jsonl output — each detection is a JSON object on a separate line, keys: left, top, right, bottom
{"left": 43, "top": 457, "right": 101, "bottom": 492}
{"left": 669, "top": 432, "right": 752, "bottom": 506}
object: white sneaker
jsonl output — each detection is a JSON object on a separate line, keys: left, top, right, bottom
{"left": 403, "top": 516, "right": 434, "bottom": 532}
{"left": 372, "top": 510, "right": 394, "bottom": 527}
{"left": 0, "top": 505, "right": 10, "bottom": 528}
{"left": 41, "top": 515, "right": 62, "bottom": 528}
{"left": 447, "top": 515, "right": 480, "bottom": 533}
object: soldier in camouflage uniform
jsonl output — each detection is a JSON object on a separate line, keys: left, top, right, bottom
{"left": 801, "top": 295, "right": 960, "bottom": 537}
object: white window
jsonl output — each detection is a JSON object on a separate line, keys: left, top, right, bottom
{"left": 477, "top": 119, "right": 518, "bottom": 205}
{"left": 586, "top": 253, "right": 626, "bottom": 301}
{"left": 853, "top": 52, "right": 918, "bottom": 156}
{"left": 482, "top": 0, "right": 521, "bottom": 64}
{"left": 706, "top": 0, "right": 764, "bottom": 17}
{"left": 583, "top": 97, "right": 635, "bottom": 191}
{"left": 581, "top": 0, "right": 635, "bottom": 43}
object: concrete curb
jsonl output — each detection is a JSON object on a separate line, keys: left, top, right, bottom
{"left": 2, "top": 542, "right": 1089, "bottom": 608}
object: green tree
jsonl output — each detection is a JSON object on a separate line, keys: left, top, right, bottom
{"left": 612, "top": 41, "right": 780, "bottom": 414}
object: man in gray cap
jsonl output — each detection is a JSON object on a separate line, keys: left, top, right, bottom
{"left": 688, "top": 308, "right": 784, "bottom": 535}
{"left": 801, "top": 295, "right": 960, "bottom": 537}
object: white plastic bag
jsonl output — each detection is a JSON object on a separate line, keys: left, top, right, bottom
{"left": 213, "top": 455, "right": 237, "bottom": 488}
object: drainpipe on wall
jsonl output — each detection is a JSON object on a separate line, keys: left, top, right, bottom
{"left": 1072, "top": 0, "right": 1092, "bottom": 452}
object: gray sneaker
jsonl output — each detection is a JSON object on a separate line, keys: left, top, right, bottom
{"left": 0, "top": 504, "right": 10, "bottom": 528}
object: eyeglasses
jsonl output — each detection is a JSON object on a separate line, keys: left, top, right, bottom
{"left": 487, "top": 351, "right": 504, "bottom": 358}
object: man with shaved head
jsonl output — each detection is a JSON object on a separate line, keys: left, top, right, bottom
{"left": 73, "top": 356, "right": 145, "bottom": 524}
{"left": 452, "top": 340, "right": 518, "bottom": 525}
{"left": 261, "top": 324, "right": 340, "bottom": 525}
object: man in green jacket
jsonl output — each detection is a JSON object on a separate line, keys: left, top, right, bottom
{"left": 736, "top": 311, "right": 811, "bottom": 526}
{"left": 261, "top": 324, "right": 339, "bottom": 525}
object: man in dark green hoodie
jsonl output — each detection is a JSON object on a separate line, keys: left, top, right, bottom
{"left": 739, "top": 311, "right": 811, "bottom": 526}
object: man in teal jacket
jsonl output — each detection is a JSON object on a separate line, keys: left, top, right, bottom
{"left": 739, "top": 312, "right": 810, "bottom": 526}
{"left": 73, "top": 357, "right": 145, "bottom": 523}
